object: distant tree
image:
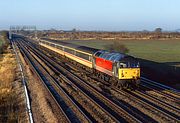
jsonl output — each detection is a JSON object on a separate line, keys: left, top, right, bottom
{"left": 104, "top": 41, "right": 129, "bottom": 53}
{"left": 72, "top": 28, "right": 76, "bottom": 32}
{"left": 142, "top": 30, "right": 149, "bottom": 33}
{"left": 155, "top": 28, "right": 162, "bottom": 33}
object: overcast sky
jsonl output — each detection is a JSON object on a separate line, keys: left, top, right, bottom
{"left": 0, "top": 0, "right": 180, "bottom": 31}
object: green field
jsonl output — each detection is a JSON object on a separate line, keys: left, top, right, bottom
{"left": 67, "top": 39, "right": 180, "bottom": 64}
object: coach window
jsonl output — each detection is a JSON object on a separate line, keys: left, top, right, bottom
{"left": 57, "top": 45, "right": 63, "bottom": 50}
{"left": 65, "top": 48, "right": 74, "bottom": 54}
{"left": 76, "top": 52, "right": 89, "bottom": 61}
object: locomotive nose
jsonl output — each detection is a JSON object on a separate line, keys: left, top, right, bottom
{"left": 119, "top": 68, "right": 140, "bottom": 79}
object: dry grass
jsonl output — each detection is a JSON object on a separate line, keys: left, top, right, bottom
{"left": 0, "top": 52, "right": 16, "bottom": 87}
{"left": 0, "top": 36, "right": 7, "bottom": 54}
{"left": 0, "top": 49, "right": 27, "bottom": 123}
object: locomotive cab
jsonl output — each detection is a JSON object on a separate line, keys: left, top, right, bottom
{"left": 116, "top": 57, "right": 141, "bottom": 88}
{"left": 118, "top": 61, "right": 140, "bottom": 80}
{"left": 94, "top": 50, "right": 141, "bottom": 89}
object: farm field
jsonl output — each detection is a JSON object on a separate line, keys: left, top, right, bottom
{"left": 67, "top": 39, "right": 180, "bottom": 64}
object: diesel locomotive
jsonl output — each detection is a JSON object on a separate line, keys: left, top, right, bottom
{"left": 39, "top": 39, "right": 140, "bottom": 89}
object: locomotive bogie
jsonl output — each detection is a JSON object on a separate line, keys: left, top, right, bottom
{"left": 95, "top": 65, "right": 113, "bottom": 76}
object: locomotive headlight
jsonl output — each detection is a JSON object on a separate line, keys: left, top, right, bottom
{"left": 121, "top": 70, "right": 124, "bottom": 77}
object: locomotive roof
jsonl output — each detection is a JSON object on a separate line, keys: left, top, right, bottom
{"left": 41, "top": 38, "right": 99, "bottom": 54}
{"left": 94, "top": 50, "right": 135, "bottom": 62}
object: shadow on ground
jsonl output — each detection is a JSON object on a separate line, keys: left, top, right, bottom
{"left": 138, "top": 58, "right": 180, "bottom": 90}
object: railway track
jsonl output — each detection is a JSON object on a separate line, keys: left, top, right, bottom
{"left": 14, "top": 41, "right": 71, "bottom": 123}
{"left": 15, "top": 39, "right": 91, "bottom": 123}
{"left": 21, "top": 38, "right": 145, "bottom": 122}
{"left": 18, "top": 39, "right": 121, "bottom": 122}
{"left": 36, "top": 39, "right": 180, "bottom": 122}
{"left": 134, "top": 90, "right": 180, "bottom": 117}
{"left": 111, "top": 89, "right": 180, "bottom": 123}
{"left": 140, "top": 79, "right": 180, "bottom": 109}
{"left": 37, "top": 38, "right": 180, "bottom": 121}
{"left": 139, "top": 83, "right": 180, "bottom": 109}
{"left": 14, "top": 37, "right": 180, "bottom": 122}
{"left": 141, "top": 77, "right": 180, "bottom": 98}
{"left": 29, "top": 50, "right": 119, "bottom": 122}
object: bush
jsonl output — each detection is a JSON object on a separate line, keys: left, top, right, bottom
{"left": 104, "top": 41, "right": 129, "bottom": 53}
{"left": 0, "top": 41, "right": 3, "bottom": 54}
{"left": 0, "top": 31, "right": 9, "bottom": 54}
{"left": 0, "top": 41, "right": 7, "bottom": 54}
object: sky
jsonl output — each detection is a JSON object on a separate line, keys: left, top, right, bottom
{"left": 0, "top": 0, "right": 180, "bottom": 31}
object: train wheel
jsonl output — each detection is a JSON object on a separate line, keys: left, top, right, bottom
{"left": 129, "top": 83, "right": 135, "bottom": 91}
{"left": 104, "top": 76, "right": 109, "bottom": 82}
{"left": 117, "top": 80, "right": 125, "bottom": 90}
{"left": 117, "top": 84, "right": 122, "bottom": 90}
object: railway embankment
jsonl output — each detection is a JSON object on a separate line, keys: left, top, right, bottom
{"left": 0, "top": 40, "right": 28, "bottom": 122}
{"left": 139, "top": 58, "right": 180, "bottom": 90}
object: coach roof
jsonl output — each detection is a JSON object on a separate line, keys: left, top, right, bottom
{"left": 41, "top": 38, "right": 99, "bottom": 54}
